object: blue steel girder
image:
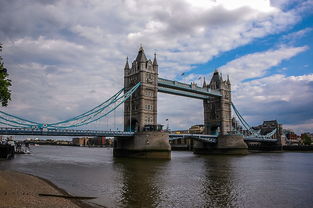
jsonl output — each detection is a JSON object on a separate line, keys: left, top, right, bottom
{"left": 169, "top": 133, "right": 217, "bottom": 143}
{"left": 157, "top": 78, "right": 221, "bottom": 99}
{"left": 244, "top": 136, "right": 278, "bottom": 143}
{"left": 0, "top": 127, "right": 134, "bottom": 137}
{"left": 158, "top": 87, "right": 211, "bottom": 99}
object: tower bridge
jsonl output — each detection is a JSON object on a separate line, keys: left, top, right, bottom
{"left": 0, "top": 46, "right": 280, "bottom": 158}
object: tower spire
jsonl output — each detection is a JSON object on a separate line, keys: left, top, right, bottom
{"left": 202, "top": 77, "right": 207, "bottom": 88}
{"left": 136, "top": 45, "right": 147, "bottom": 63}
{"left": 227, "top": 74, "right": 231, "bottom": 85}
{"left": 124, "top": 56, "right": 129, "bottom": 70}
{"left": 153, "top": 52, "right": 158, "bottom": 66}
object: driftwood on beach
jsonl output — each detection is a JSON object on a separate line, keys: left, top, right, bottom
{"left": 39, "top": 193, "right": 97, "bottom": 200}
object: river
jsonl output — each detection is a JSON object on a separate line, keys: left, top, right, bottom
{"left": 0, "top": 145, "right": 312, "bottom": 208}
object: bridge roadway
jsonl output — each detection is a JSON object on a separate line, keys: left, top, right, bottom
{"left": 169, "top": 133, "right": 218, "bottom": 143}
{"left": 0, "top": 127, "right": 134, "bottom": 137}
{"left": 0, "top": 127, "right": 277, "bottom": 143}
{"left": 169, "top": 134, "right": 278, "bottom": 143}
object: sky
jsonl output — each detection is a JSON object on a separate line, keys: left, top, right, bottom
{"left": 0, "top": 0, "right": 312, "bottom": 134}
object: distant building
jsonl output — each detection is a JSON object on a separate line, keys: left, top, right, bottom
{"left": 253, "top": 120, "right": 284, "bottom": 144}
{"left": 72, "top": 136, "right": 112, "bottom": 147}
{"left": 72, "top": 137, "right": 91, "bottom": 146}
{"left": 284, "top": 129, "right": 300, "bottom": 145}
{"left": 189, "top": 125, "right": 204, "bottom": 134}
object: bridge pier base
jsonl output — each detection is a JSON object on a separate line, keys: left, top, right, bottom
{"left": 247, "top": 142, "right": 283, "bottom": 152}
{"left": 113, "top": 132, "right": 171, "bottom": 159}
{"left": 194, "top": 134, "right": 248, "bottom": 155}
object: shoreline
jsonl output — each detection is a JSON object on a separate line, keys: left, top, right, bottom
{"left": 0, "top": 170, "right": 105, "bottom": 208}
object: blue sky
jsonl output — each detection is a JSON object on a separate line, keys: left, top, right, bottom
{"left": 0, "top": 0, "right": 312, "bottom": 133}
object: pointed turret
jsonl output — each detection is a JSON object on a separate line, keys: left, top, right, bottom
{"left": 209, "top": 69, "right": 222, "bottom": 89}
{"left": 124, "top": 57, "right": 129, "bottom": 70}
{"left": 153, "top": 52, "right": 158, "bottom": 66}
{"left": 227, "top": 74, "right": 230, "bottom": 84}
{"left": 135, "top": 45, "right": 147, "bottom": 63}
{"left": 202, "top": 77, "right": 207, "bottom": 88}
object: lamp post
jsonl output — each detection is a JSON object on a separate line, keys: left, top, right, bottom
{"left": 166, "top": 119, "right": 169, "bottom": 131}
{"left": 129, "top": 95, "right": 132, "bottom": 132}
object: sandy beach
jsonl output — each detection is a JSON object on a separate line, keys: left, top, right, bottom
{"left": 0, "top": 170, "right": 102, "bottom": 208}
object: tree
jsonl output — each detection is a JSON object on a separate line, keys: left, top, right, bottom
{"left": 302, "top": 134, "right": 312, "bottom": 146}
{"left": 0, "top": 43, "right": 11, "bottom": 106}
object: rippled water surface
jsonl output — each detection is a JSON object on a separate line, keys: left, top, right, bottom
{"left": 1, "top": 145, "right": 312, "bottom": 208}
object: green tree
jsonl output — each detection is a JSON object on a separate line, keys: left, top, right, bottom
{"left": 0, "top": 43, "right": 12, "bottom": 106}
{"left": 302, "top": 134, "right": 312, "bottom": 145}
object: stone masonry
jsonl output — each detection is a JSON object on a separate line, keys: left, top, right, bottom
{"left": 203, "top": 70, "right": 232, "bottom": 135}
{"left": 124, "top": 46, "right": 158, "bottom": 132}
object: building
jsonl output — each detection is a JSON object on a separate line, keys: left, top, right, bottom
{"left": 72, "top": 137, "right": 91, "bottom": 146}
{"left": 253, "top": 120, "right": 284, "bottom": 144}
{"left": 189, "top": 125, "right": 204, "bottom": 134}
{"left": 72, "top": 136, "right": 111, "bottom": 147}
{"left": 284, "top": 129, "right": 300, "bottom": 145}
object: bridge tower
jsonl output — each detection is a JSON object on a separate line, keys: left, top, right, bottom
{"left": 195, "top": 70, "right": 247, "bottom": 154}
{"left": 124, "top": 46, "right": 158, "bottom": 132}
{"left": 115, "top": 46, "right": 170, "bottom": 159}
{"left": 203, "top": 70, "right": 232, "bottom": 135}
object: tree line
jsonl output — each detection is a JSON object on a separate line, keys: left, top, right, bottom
{"left": 0, "top": 43, "right": 11, "bottom": 107}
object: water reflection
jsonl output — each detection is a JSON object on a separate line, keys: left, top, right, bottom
{"left": 201, "top": 156, "right": 244, "bottom": 208}
{"left": 114, "top": 158, "right": 168, "bottom": 208}
{"left": 1, "top": 147, "right": 312, "bottom": 208}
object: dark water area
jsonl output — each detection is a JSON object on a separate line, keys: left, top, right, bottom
{"left": 1, "top": 145, "right": 312, "bottom": 208}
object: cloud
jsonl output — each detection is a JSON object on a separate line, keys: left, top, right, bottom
{"left": 179, "top": 46, "right": 312, "bottom": 132}
{"left": 218, "top": 46, "right": 308, "bottom": 84}
{"left": 0, "top": 0, "right": 311, "bottom": 132}
{"left": 233, "top": 74, "right": 313, "bottom": 131}
{"left": 282, "top": 27, "right": 313, "bottom": 44}
{"left": 284, "top": 120, "right": 313, "bottom": 134}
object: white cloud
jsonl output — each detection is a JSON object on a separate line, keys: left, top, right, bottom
{"left": 178, "top": 46, "right": 313, "bottom": 132}
{"left": 0, "top": 0, "right": 311, "bottom": 132}
{"left": 218, "top": 46, "right": 308, "bottom": 84}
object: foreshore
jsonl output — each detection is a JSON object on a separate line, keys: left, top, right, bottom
{"left": 0, "top": 170, "right": 103, "bottom": 208}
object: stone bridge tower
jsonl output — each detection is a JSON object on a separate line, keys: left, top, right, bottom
{"left": 203, "top": 70, "right": 232, "bottom": 135}
{"left": 124, "top": 46, "right": 158, "bottom": 132}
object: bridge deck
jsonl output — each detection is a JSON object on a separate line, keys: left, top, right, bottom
{"left": 0, "top": 128, "right": 134, "bottom": 137}
{"left": 158, "top": 78, "right": 221, "bottom": 99}
{"left": 169, "top": 133, "right": 218, "bottom": 143}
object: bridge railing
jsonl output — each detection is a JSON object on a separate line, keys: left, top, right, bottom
{"left": 0, "top": 127, "right": 135, "bottom": 137}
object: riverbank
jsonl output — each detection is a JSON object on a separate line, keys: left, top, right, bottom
{"left": 0, "top": 170, "right": 103, "bottom": 208}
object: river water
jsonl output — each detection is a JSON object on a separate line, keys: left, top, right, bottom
{"left": 0, "top": 145, "right": 312, "bottom": 208}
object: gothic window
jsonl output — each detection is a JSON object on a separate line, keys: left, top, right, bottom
{"left": 146, "top": 73, "right": 153, "bottom": 84}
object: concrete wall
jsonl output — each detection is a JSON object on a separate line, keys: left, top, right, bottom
{"left": 114, "top": 131, "right": 171, "bottom": 159}
{"left": 194, "top": 134, "right": 248, "bottom": 155}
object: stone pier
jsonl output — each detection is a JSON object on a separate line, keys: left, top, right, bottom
{"left": 113, "top": 132, "right": 171, "bottom": 159}
{"left": 193, "top": 134, "right": 248, "bottom": 155}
